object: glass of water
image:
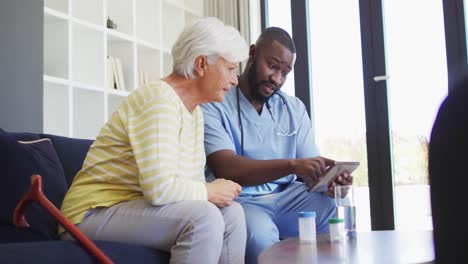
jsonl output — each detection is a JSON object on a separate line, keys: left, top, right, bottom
{"left": 335, "top": 185, "right": 356, "bottom": 238}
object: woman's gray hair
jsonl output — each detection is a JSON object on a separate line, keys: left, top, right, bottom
{"left": 171, "top": 17, "right": 249, "bottom": 79}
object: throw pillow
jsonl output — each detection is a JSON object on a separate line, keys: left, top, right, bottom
{"left": 0, "top": 128, "right": 67, "bottom": 240}
{"left": 41, "top": 133, "right": 93, "bottom": 186}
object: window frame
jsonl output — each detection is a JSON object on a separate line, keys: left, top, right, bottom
{"left": 261, "top": 0, "right": 467, "bottom": 230}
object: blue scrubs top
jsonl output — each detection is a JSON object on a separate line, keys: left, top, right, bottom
{"left": 201, "top": 86, "right": 319, "bottom": 196}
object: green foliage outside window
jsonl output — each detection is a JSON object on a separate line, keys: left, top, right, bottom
{"left": 318, "top": 131, "right": 429, "bottom": 187}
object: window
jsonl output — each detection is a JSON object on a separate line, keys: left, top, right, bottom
{"left": 265, "top": 0, "right": 295, "bottom": 96}
{"left": 308, "top": 0, "right": 370, "bottom": 231}
{"left": 263, "top": 0, "right": 465, "bottom": 230}
{"left": 383, "top": 0, "right": 447, "bottom": 230}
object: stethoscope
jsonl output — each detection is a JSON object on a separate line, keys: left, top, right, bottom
{"left": 236, "top": 86, "right": 297, "bottom": 156}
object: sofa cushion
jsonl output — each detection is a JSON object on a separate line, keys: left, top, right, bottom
{"left": 40, "top": 134, "right": 93, "bottom": 186}
{"left": 0, "top": 225, "right": 45, "bottom": 243}
{"left": 0, "top": 128, "right": 67, "bottom": 241}
{"left": 0, "top": 240, "right": 170, "bottom": 264}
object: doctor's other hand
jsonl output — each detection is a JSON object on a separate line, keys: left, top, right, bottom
{"left": 326, "top": 171, "right": 353, "bottom": 198}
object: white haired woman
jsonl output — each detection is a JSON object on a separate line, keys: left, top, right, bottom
{"left": 60, "top": 17, "right": 249, "bottom": 264}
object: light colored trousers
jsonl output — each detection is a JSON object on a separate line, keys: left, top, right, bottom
{"left": 61, "top": 199, "right": 246, "bottom": 264}
{"left": 236, "top": 181, "right": 336, "bottom": 264}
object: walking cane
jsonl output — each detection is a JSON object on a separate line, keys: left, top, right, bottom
{"left": 14, "top": 174, "right": 114, "bottom": 264}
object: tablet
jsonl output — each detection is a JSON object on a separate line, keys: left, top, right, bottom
{"left": 307, "top": 161, "right": 360, "bottom": 192}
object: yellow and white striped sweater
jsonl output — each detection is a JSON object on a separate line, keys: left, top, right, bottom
{"left": 60, "top": 81, "right": 207, "bottom": 227}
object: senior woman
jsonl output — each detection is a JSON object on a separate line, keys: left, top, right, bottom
{"left": 60, "top": 17, "right": 249, "bottom": 264}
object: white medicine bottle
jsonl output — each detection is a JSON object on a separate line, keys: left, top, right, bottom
{"left": 328, "top": 218, "right": 345, "bottom": 242}
{"left": 298, "top": 211, "right": 316, "bottom": 242}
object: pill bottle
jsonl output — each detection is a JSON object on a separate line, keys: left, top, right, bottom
{"left": 328, "top": 218, "right": 345, "bottom": 242}
{"left": 298, "top": 211, "right": 316, "bottom": 242}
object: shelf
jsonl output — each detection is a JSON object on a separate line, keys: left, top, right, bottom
{"left": 108, "top": 94, "right": 127, "bottom": 118}
{"left": 44, "top": 75, "right": 69, "bottom": 85}
{"left": 163, "top": 52, "right": 173, "bottom": 77}
{"left": 44, "top": 81, "right": 69, "bottom": 136}
{"left": 71, "top": 16, "right": 105, "bottom": 32}
{"left": 164, "top": 0, "right": 204, "bottom": 17}
{"left": 72, "top": 23, "right": 104, "bottom": 87}
{"left": 43, "top": 0, "right": 205, "bottom": 138}
{"left": 108, "top": 89, "right": 130, "bottom": 97}
{"left": 107, "top": 35, "right": 134, "bottom": 91}
{"left": 137, "top": 39, "right": 162, "bottom": 52}
{"left": 185, "top": 11, "right": 199, "bottom": 27}
{"left": 107, "top": 29, "right": 134, "bottom": 43}
{"left": 107, "top": 0, "right": 133, "bottom": 36}
{"left": 71, "top": 81, "right": 105, "bottom": 93}
{"left": 163, "top": 0, "right": 185, "bottom": 10}
{"left": 135, "top": 0, "right": 161, "bottom": 46}
{"left": 44, "top": 13, "right": 68, "bottom": 79}
{"left": 162, "top": 2, "right": 185, "bottom": 50}
{"left": 73, "top": 88, "right": 105, "bottom": 139}
{"left": 137, "top": 45, "right": 161, "bottom": 86}
{"left": 45, "top": 0, "right": 68, "bottom": 14}
{"left": 72, "top": 0, "right": 103, "bottom": 26}
{"left": 184, "top": 0, "right": 204, "bottom": 17}
{"left": 44, "top": 7, "right": 69, "bottom": 20}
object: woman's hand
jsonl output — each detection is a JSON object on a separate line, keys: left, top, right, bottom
{"left": 206, "top": 179, "right": 242, "bottom": 207}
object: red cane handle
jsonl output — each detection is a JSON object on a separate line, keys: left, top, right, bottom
{"left": 13, "top": 175, "right": 42, "bottom": 228}
{"left": 14, "top": 174, "right": 114, "bottom": 264}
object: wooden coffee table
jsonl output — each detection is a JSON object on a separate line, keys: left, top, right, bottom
{"left": 258, "top": 230, "right": 434, "bottom": 264}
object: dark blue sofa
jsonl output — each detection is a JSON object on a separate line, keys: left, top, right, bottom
{"left": 0, "top": 129, "right": 170, "bottom": 263}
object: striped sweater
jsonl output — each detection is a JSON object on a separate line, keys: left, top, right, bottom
{"left": 60, "top": 81, "right": 208, "bottom": 227}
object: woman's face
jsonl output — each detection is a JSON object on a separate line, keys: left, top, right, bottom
{"left": 199, "top": 57, "right": 239, "bottom": 103}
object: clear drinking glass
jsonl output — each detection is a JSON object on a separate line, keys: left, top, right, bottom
{"left": 335, "top": 185, "right": 356, "bottom": 238}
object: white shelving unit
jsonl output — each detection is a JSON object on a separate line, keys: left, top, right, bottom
{"left": 43, "top": 0, "right": 204, "bottom": 139}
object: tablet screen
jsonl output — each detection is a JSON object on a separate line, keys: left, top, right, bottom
{"left": 307, "top": 161, "right": 359, "bottom": 192}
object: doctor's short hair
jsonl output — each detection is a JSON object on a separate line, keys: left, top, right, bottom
{"left": 257, "top": 27, "right": 296, "bottom": 53}
{"left": 171, "top": 17, "right": 249, "bottom": 79}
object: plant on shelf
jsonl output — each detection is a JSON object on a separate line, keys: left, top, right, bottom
{"left": 106, "top": 17, "right": 117, "bottom": 29}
